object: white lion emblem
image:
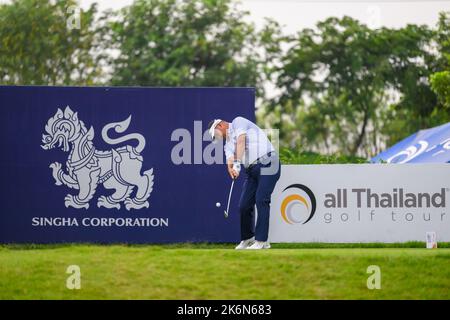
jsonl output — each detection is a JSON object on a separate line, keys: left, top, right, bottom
{"left": 41, "top": 106, "right": 154, "bottom": 210}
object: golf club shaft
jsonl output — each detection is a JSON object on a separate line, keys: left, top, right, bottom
{"left": 225, "top": 179, "right": 235, "bottom": 216}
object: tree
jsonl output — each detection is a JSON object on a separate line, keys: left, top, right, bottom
{"left": 0, "top": 0, "right": 102, "bottom": 85}
{"left": 430, "top": 13, "right": 450, "bottom": 112}
{"left": 376, "top": 23, "right": 438, "bottom": 147}
{"left": 269, "top": 16, "right": 442, "bottom": 157}
{"left": 431, "top": 72, "right": 450, "bottom": 108}
{"left": 105, "top": 0, "right": 269, "bottom": 98}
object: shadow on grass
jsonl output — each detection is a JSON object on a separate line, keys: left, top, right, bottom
{"left": 1, "top": 241, "right": 449, "bottom": 250}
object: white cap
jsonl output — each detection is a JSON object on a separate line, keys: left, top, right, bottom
{"left": 208, "top": 119, "right": 222, "bottom": 139}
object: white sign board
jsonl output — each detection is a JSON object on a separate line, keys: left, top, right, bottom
{"left": 269, "top": 164, "right": 450, "bottom": 243}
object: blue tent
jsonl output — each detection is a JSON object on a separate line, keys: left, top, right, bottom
{"left": 371, "top": 122, "right": 450, "bottom": 163}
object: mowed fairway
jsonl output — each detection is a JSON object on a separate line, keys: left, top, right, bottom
{"left": 0, "top": 244, "right": 449, "bottom": 300}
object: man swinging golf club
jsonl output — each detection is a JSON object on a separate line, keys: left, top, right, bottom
{"left": 208, "top": 117, "right": 281, "bottom": 250}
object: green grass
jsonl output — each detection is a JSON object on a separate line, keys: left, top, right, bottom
{"left": 1, "top": 244, "right": 449, "bottom": 300}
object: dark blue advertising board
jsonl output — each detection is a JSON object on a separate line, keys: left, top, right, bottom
{"left": 0, "top": 86, "right": 255, "bottom": 243}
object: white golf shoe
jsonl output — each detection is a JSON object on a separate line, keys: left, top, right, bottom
{"left": 246, "top": 241, "right": 271, "bottom": 250}
{"left": 235, "top": 237, "right": 255, "bottom": 250}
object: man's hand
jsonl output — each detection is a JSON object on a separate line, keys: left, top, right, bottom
{"left": 227, "top": 158, "right": 241, "bottom": 180}
{"left": 233, "top": 160, "right": 241, "bottom": 171}
{"left": 228, "top": 166, "right": 239, "bottom": 179}
{"left": 231, "top": 160, "right": 241, "bottom": 179}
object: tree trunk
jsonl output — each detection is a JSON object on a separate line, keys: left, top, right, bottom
{"left": 352, "top": 107, "right": 369, "bottom": 156}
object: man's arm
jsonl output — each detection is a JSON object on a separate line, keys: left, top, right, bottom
{"left": 229, "top": 134, "right": 246, "bottom": 179}
{"left": 235, "top": 134, "right": 246, "bottom": 162}
{"left": 227, "top": 157, "right": 237, "bottom": 179}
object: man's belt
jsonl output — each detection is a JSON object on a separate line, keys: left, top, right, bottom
{"left": 246, "top": 151, "right": 276, "bottom": 169}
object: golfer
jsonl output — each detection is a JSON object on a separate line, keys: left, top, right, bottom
{"left": 208, "top": 117, "right": 281, "bottom": 250}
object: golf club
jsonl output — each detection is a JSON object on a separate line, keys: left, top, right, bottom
{"left": 224, "top": 179, "right": 235, "bottom": 218}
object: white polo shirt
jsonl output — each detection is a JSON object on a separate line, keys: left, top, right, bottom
{"left": 224, "top": 117, "right": 275, "bottom": 167}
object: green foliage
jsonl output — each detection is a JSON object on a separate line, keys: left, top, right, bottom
{"left": 430, "top": 13, "right": 450, "bottom": 112}
{"left": 267, "top": 16, "right": 443, "bottom": 157}
{"left": 0, "top": 0, "right": 448, "bottom": 158}
{"left": 379, "top": 24, "right": 441, "bottom": 147}
{"left": 431, "top": 71, "right": 450, "bottom": 108}
{"left": 105, "top": 0, "right": 271, "bottom": 99}
{"left": 279, "top": 147, "right": 367, "bottom": 164}
{"left": 0, "top": 0, "right": 102, "bottom": 85}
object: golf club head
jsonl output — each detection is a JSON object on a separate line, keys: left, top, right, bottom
{"left": 224, "top": 210, "right": 228, "bottom": 218}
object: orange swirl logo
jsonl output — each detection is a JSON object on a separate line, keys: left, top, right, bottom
{"left": 280, "top": 184, "right": 316, "bottom": 225}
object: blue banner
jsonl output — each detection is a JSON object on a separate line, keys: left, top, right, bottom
{"left": 0, "top": 86, "right": 255, "bottom": 243}
{"left": 371, "top": 122, "right": 450, "bottom": 164}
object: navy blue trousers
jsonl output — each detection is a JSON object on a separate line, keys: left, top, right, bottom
{"left": 238, "top": 156, "right": 281, "bottom": 241}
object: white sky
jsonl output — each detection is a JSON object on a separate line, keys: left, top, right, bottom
{"left": 77, "top": 0, "right": 450, "bottom": 31}
{"left": 0, "top": 0, "right": 447, "bottom": 31}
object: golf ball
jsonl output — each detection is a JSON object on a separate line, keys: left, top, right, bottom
{"left": 216, "top": 202, "right": 221, "bottom": 208}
